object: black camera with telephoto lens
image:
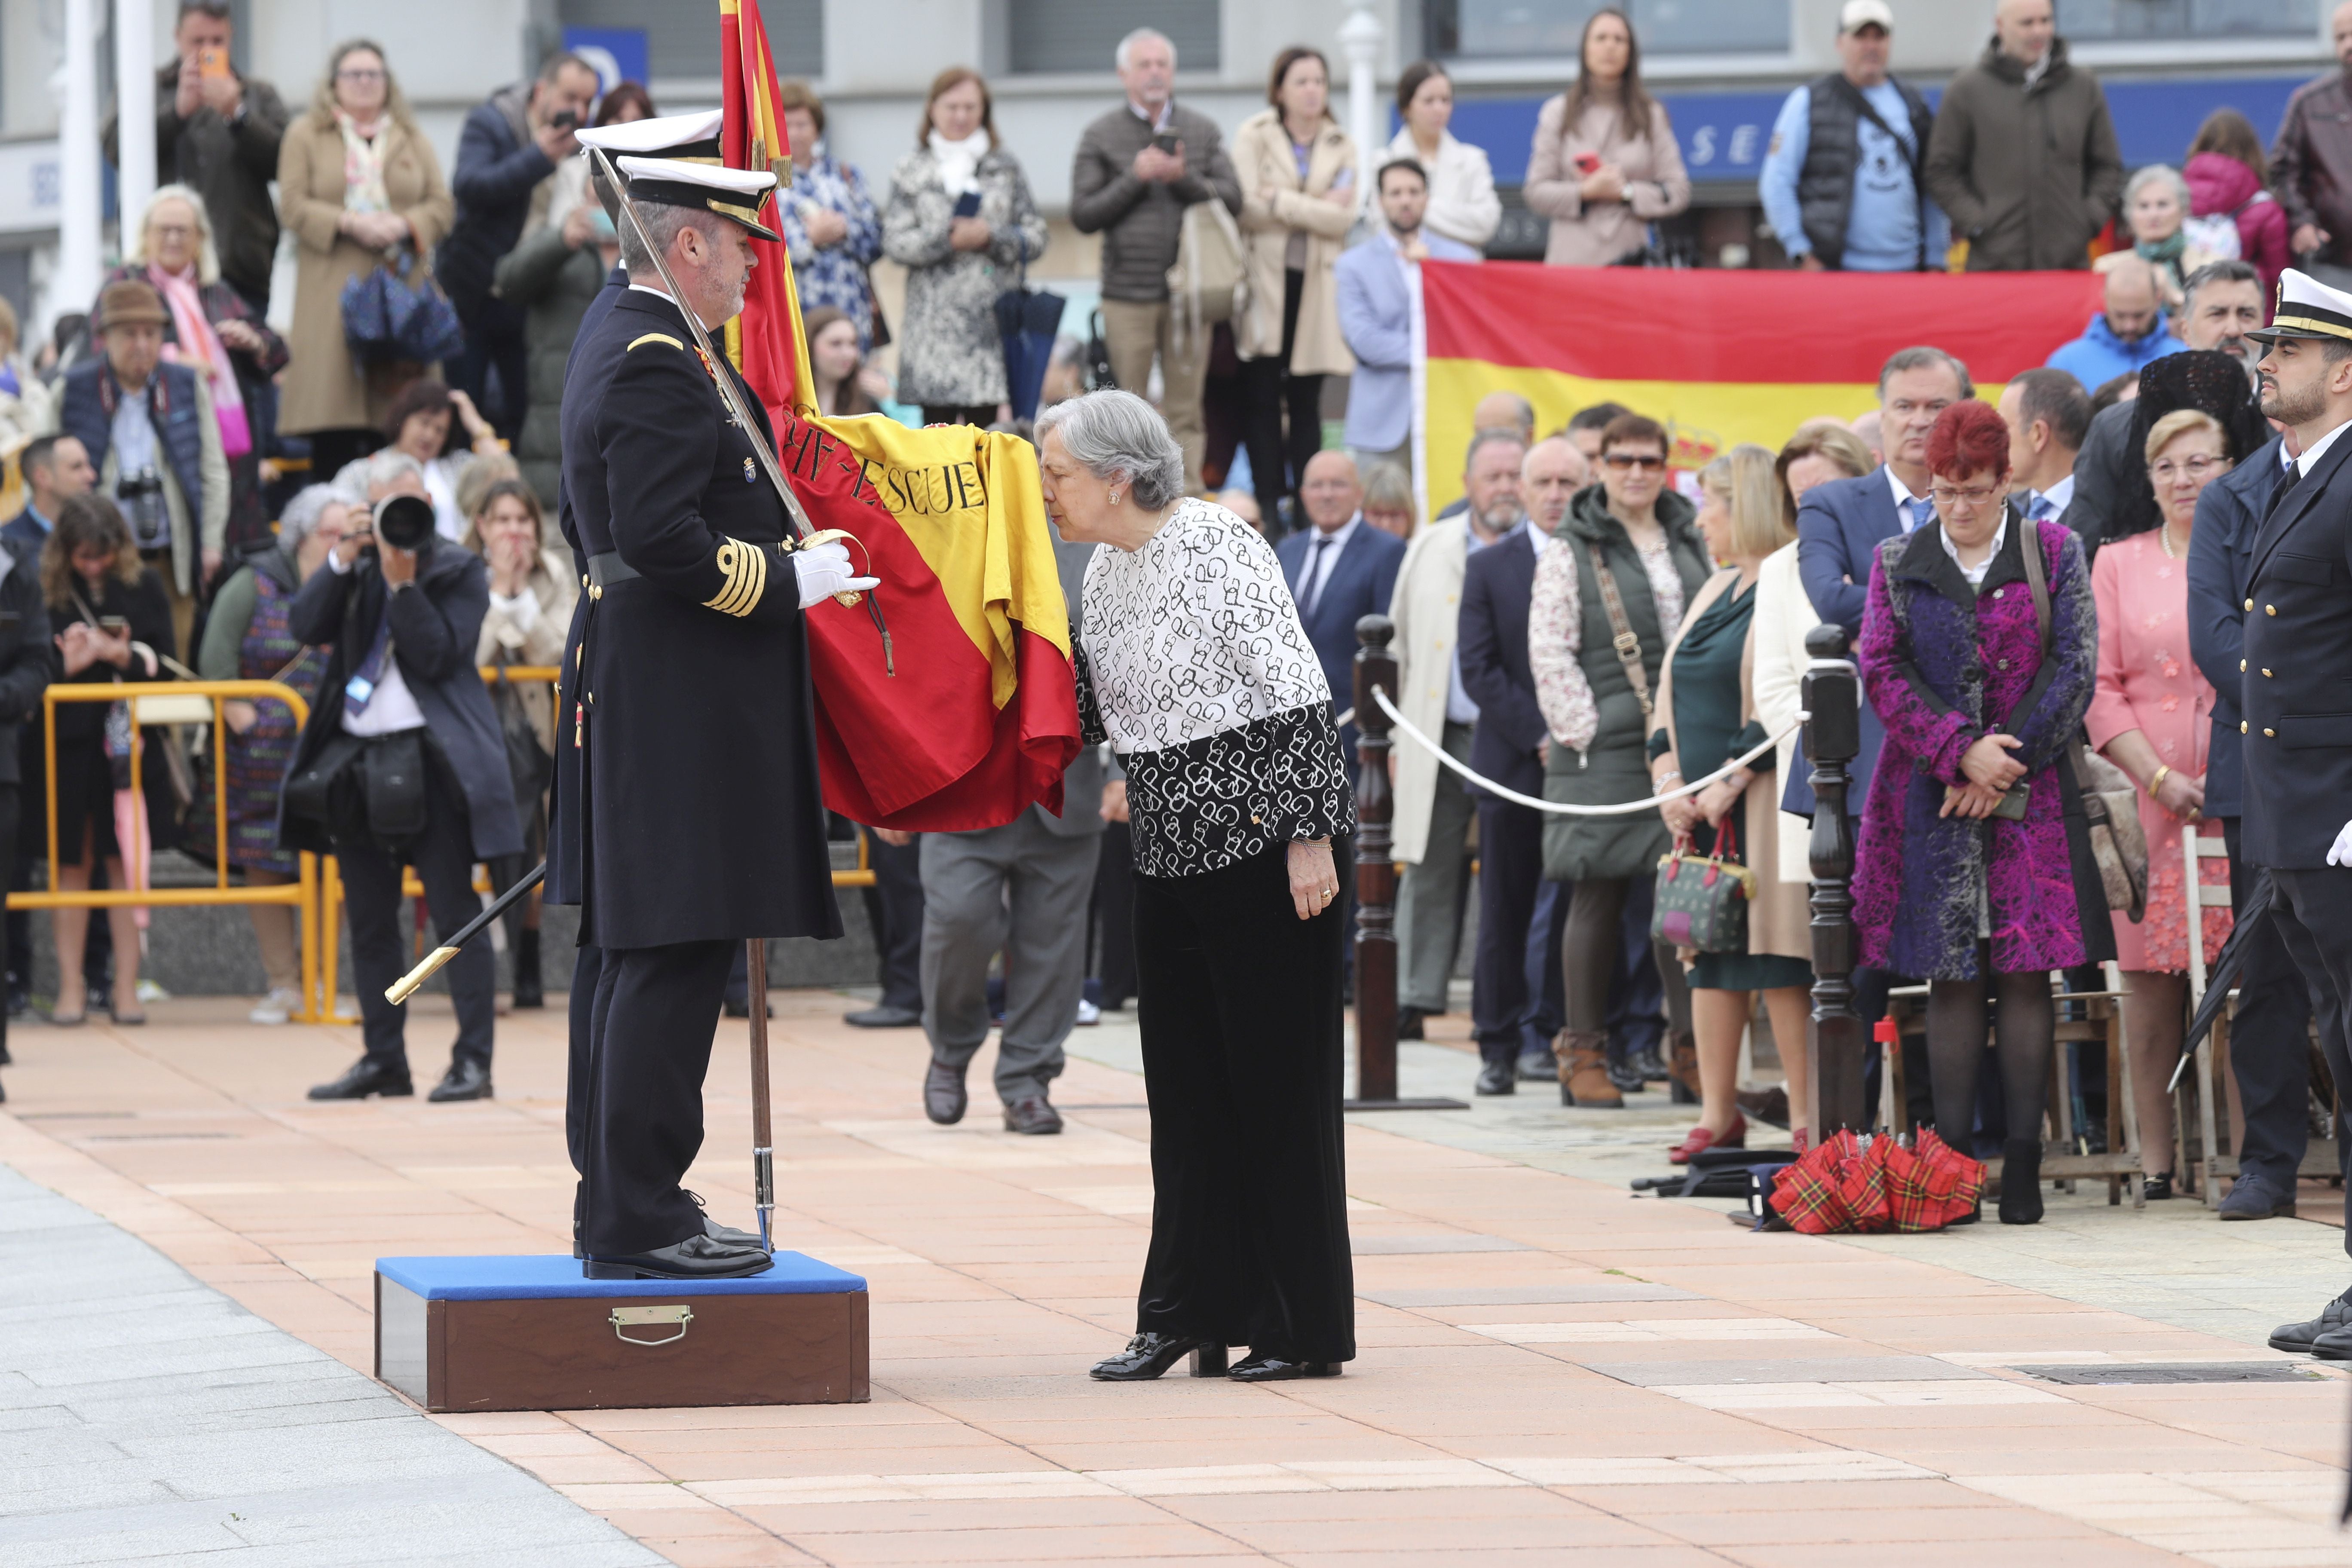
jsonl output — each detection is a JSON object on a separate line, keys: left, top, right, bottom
{"left": 371, "top": 493, "right": 436, "bottom": 554}
{"left": 116, "top": 467, "right": 169, "bottom": 552}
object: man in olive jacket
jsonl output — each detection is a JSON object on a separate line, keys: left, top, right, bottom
{"left": 1922, "top": 0, "right": 2122, "bottom": 273}
{"left": 1069, "top": 26, "right": 1241, "bottom": 495}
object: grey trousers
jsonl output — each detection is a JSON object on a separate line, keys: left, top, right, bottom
{"left": 1395, "top": 720, "right": 1477, "bottom": 1013}
{"left": 920, "top": 810, "right": 1102, "bottom": 1104}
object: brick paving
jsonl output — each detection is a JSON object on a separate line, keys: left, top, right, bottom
{"left": 3, "top": 991, "right": 2350, "bottom": 1566}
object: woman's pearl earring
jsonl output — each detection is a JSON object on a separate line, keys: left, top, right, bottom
{"left": 1108, "top": 492, "right": 1120, "bottom": 505}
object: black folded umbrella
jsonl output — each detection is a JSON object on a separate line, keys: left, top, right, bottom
{"left": 2168, "top": 869, "right": 2273, "bottom": 1094}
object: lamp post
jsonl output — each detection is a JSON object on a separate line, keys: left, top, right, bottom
{"left": 1340, "top": 0, "right": 1384, "bottom": 213}
{"left": 114, "top": 0, "right": 156, "bottom": 242}
{"left": 55, "top": 0, "right": 102, "bottom": 328}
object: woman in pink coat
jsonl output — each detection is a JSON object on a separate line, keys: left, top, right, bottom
{"left": 2184, "top": 110, "right": 2290, "bottom": 306}
{"left": 2087, "top": 407, "right": 2237, "bottom": 1201}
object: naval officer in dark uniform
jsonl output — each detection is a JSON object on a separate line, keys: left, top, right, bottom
{"left": 2241, "top": 269, "right": 2352, "bottom": 1354}
{"left": 560, "top": 153, "right": 876, "bottom": 1280}
{"left": 551, "top": 112, "right": 728, "bottom": 1256}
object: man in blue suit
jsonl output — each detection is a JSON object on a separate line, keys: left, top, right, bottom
{"left": 1277, "top": 450, "right": 1407, "bottom": 756}
{"left": 2187, "top": 429, "right": 2314, "bottom": 1222}
{"left": 1459, "top": 436, "right": 1580, "bottom": 1093}
{"left": 1335, "top": 156, "right": 1479, "bottom": 476}
{"left": 1278, "top": 450, "right": 1405, "bottom": 982}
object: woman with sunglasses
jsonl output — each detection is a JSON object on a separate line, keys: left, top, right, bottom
{"left": 1852, "top": 400, "right": 2111, "bottom": 1224}
{"left": 1528, "top": 412, "right": 1709, "bottom": 1109}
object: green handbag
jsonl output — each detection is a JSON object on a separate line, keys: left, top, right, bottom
{"left": 1650, "top": 815, "right": 1756, "bottom": 955}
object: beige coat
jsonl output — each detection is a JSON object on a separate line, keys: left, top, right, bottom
{"left": 276, "top": 110, "right": 454, "bottom": 436}
{"left": 1387, "top": 515, "right": 1470, "bottom": 864}
{"left": 471, "top": 552, "right": 578, "bottom": 753}
{"left": 1651, "top": 568, "right": 1809, "bottom": 963}
{"left": 1522, "top": 92, "right": 1690, "bottom": 268}
{"left": 1232, "top": 109, "right": 1356, "bottom": 377}
{"left": 1750, "top": 542, "right": 1819, "bottom": 886}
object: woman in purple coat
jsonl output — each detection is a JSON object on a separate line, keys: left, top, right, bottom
{"left": 1853, "top": 401, "right": 2113, "bottom": 1224}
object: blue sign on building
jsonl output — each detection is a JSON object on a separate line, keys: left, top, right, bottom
{"left": 563, "top": 26, "right": 651, "bottom": 95}
{"left": 1443, "top": 71, "right": 2323, "bottom": 193}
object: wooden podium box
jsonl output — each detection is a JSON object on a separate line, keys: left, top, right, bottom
{"left": 375, "top": 1254, "right": 870, "bottom": 1413}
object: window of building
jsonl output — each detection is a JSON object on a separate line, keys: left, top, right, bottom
{"left": 1005, "top": 0, "right": 1219, "bottom": 75}
{"left": 2056, "top": 0, "right": 2315, "bottom": 39}
{"left": 1425, "top": 0, "right": 1790, "bottom": 60}
{"left": 557, "top": 0, "right": 823, "bottom": 81}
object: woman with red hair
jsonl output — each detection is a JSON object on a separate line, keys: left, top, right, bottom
{"left": 1851, "top": 400, "right": 2112, "bottom": 1224}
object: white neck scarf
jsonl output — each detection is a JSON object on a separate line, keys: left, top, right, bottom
{"left": 926, "top": 127, "right": 992, "bottom": 198}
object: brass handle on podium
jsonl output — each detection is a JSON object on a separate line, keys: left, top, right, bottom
{"left": 609, "top": 1305, "right": 693, "bottom": 1346}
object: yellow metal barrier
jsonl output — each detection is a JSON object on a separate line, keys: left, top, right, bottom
{"left": 11, "top": 679, "right": 328, "bottom": 1023}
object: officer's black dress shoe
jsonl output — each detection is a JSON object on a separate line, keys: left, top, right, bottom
{"left": 1474, "top": 1059, "right": 1516, "bottom": 1096}
{"left": 1396, "top": 1006, "right": 1428, "bottom": 1041}
{"left": 925, "top": 1062, "right": 968, "bottom": 1125}
{"left": 846, "top": 1003, "right": 922, "bottom": 1028}
{"left": 428, "top": 1060, "right": 493, "bottom": 1102}
{"left": 2271, "top": 1289, "right": 2352, "bottom": 1353}
{"left": 1606, "top": 1057, "right": 1647, "bottom": 1095}
{"left": 685, "top": 1189, "right": 765, "bottom": 1249}
{"left": 308, "top": 1057, "right": 414, "bottom": 1100}
{"left": 1630, "top": 1044, "right": 1670, "bottom": 1082}
{"left": 1090, "top": 1332, "right": 1219, "bottom": 1381}
{"left": 1003, "top": 1096, "right": 1063, "bottom": 1135}
{"left": 1515, "top": 1047, "right": 1556, "bottom": 1082}
{"left": 1228, "top": 1351, "right": 1341, "bottom": 1381}
{"left": 585, "top": 1233, "right": 775, "bottom": 1280}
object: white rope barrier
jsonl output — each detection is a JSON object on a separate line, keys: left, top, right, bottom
{"left": 1369, "top": 685, "right": 1807, "bottom": 818}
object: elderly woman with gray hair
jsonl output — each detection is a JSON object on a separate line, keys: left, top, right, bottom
{"left": 1043, "top": 389, "right": 1357, "bottom": 1386}
{"left": 197, "top": 484, "right": 350, "bottom": 1023}
{"left": 2096, "top": 164, "right": 2215, "bottom": 315}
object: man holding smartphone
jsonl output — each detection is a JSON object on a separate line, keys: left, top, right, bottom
{"left": 103, "top": 0, "right": 288, "bottom": 315}
{"left": 441, "top": 51, "right": 602, "bottom": 444}
{"left": 1070, "top": 27, "right": 1243, "bottom": 496}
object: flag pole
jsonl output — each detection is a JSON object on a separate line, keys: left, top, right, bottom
{"left": 587, "top": 147, "right": 893, "bottom": 672}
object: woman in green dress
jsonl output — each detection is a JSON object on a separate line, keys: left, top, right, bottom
{"left": 1648, "top": 445, "right": 1816, "bottom": 1162}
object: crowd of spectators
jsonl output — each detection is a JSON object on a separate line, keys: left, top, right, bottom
{"left": 3, "top": 0, "right": 2351, "bottom": 1175}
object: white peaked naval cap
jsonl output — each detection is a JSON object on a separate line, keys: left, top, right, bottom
{"left": 613, "top": 156, "right": 781, "bottom": 242}
{"left": 2251, "top": 267, "right": 2352, "bottom": 345}
{"left": 576, "top": 110, "right": 725, "bottom": 161}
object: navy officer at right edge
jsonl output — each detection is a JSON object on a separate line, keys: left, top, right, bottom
{"left": 2241, "top": 269, "right": 2352, "bottom": 1357}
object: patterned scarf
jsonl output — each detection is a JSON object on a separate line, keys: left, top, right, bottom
{"left": 335, "top": 110, "right": 391, "bottom": 214}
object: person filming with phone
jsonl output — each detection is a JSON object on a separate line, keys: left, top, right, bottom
{"left": 439, "top": 50, "right": 601, "bottom": 444}
{"left": 104, "top": 0, "right": 290, "bottom": 316}
{"left": 282, "top": 450, "right": 521, "bottom": 1106}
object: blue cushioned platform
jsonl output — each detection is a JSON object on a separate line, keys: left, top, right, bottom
{"left": 377, "top": 1253, "right": 867, "bottom": 1301}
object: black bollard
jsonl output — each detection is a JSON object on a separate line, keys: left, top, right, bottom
{"left": 1802, "top": 622, "right": 1869, "bottom": 1136}
{"left": 1345, "top": 615, "right": 1466, "bottom": 1112}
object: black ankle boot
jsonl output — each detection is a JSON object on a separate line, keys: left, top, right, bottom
{"left": 511, "top": 928, "right": 543, "bottom": 1009}
{"left": 1998, "top": 1139, "right": 2045, "bottom": 1225}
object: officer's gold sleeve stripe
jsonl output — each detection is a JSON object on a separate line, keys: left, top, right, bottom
{"left": 627, "top": 332, "right": 685, "bottom": 353}
{"left": 704, "top": 538, "right": 766, "bottom": 618}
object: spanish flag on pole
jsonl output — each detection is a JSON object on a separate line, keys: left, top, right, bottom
{"left": 721, "top": 0, "right": 1079, "bottom": 832}
{"left": 1415, "top": 262, "right": 2103, "bottom": 516}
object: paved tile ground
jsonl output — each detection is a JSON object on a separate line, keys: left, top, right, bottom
{"left": 4, "top": 990, "right": 2352, "bottom": 1566}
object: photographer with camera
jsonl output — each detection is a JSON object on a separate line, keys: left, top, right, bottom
{"left": 57, "top": 280, "right": 228, "bottom": 663}
{"left": 439, "top": 51, "right": 600, "bottom": 446}
{"left": 283, "top": 450, "right": 521, "bottom": 1104}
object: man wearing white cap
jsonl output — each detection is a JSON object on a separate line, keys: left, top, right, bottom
{"left": 2242, "top": 268, "right": 2352, "bottom": 1353}
{"left": 1759, "top": 0, "right": 1947, "bottom": 274}
{"left": 557, "top": 152, "right": 877, "bottom": 1280}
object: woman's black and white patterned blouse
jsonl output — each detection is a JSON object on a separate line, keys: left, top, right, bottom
{"left": 1077, "top": 496, "right": 1356, "bottom": 879}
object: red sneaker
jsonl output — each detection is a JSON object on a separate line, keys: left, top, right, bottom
{"left": 1668, "top": 1111, "right": 1748, "bottom": 1165}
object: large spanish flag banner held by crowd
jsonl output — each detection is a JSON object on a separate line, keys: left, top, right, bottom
{"left": 720, "top": 0, "right": 1079, "bottom": 831}
{"left": 1415, "top": 263, "right": 2105, "bottom": 516}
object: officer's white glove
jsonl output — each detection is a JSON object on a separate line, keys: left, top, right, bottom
{"left": 792, "top": 540, "right": 880, "bottom": 608}
{"left": 2329, "top": 820, "right": 2352, "bottom": 868}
